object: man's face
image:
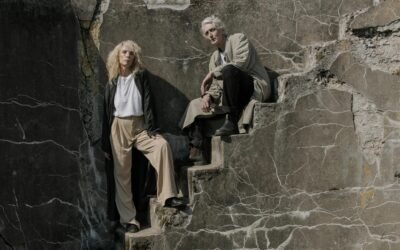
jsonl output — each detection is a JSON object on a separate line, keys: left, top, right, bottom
{"left": 202, "top": 23, "right": 225, "bottom": 49}
{"left": 119, "top": 45, "right": 135, "bottom": 69}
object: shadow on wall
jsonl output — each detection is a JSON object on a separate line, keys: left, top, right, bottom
{"left": 265, "top": 66, "right": 280, "bottom": 103}
{"left": 147, "top": 71, "right": 189, "bottom": 134}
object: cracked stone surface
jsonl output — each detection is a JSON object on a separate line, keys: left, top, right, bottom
{"left": 100, "top": 0, "right": 374, "bottom": 133}
{"left": 351, "top": 0, "right": 400, "bottom": 30}
{"left": 3, "top": 0, "right": 400, "bottom": 249}
{"left": 121, "top": 1, "right": 400, "bottom": 249}
{"left": 0, "top": 1, "right": 112, "bottom": 249}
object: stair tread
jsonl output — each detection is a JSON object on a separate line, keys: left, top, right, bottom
{"left": 126, "top": 227, "right": 162, "bottom": 238}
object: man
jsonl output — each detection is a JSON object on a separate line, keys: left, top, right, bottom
{"left": 181, "top": 15, "right": 271, "bottom": 161}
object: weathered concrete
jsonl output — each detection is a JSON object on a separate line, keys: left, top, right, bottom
{"left": 0, "top": 1, "right": 112, "bottom": 249}
{"left": 99, "top": 0, "right": 374, "bottom": 133}
{"left": 3, "top": 0, "right": 400, "bottom": 249}
{"left": 123, "top": 0, "right": 400, "bottom": 249}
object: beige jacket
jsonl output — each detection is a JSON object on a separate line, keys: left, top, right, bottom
{"left": 181, "top": 33, "right": 270, "bottom": 132}
{"left": 206, "top": 33, "right": 271, "bottom": 103}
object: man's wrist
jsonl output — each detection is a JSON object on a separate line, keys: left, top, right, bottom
{"left": 201, "top": 93, "right": 209, "bottom": 98}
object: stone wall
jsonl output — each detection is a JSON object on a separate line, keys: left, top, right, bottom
{"left": 2, "top": 0, "right": 400, "bottom": 249}
{"left": 0, "top": 1, "right": 110, "bottom": 249}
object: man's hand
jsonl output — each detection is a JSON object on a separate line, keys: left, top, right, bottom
{"left": 201, "top": 94, "right": 211, "bottom": 112}
{"left": 200, "top": 72, "right": 214, "bottom": 95}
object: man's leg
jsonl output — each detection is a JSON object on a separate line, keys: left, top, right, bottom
{"left": 215, "top": 65, "right": 254, "bottom": 136}
{"left": 187, "top": 119, "right": 204, "bottom": 162}
{"left": 181, "top": 97, "right": 220, "bottom": 163}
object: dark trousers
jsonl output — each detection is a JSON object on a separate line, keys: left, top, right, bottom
{"left": 221, "top": 65, "right": 254, "bottom": 113}
{"left": 187, "top": 65, "right": 254, "bottom": 149}
{"left": 188, "top": 120, "right": 203, "bottom": 149}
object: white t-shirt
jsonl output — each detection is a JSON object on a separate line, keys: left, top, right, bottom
{"left": 219, "top": 51, "right": 226, "bottom": 65}
{"left": 113, "top": 74, "right": 143, "bottom": 117}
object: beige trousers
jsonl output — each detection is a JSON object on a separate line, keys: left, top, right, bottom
{"left": 110, "top": 116, "right": 177, "bottom": 227}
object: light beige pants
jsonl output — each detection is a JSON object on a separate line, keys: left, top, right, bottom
{"left": 110, "top": 116, "right": 178, "bottom": 227}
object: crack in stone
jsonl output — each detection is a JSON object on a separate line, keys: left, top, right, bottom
{"left": 0, "top": 139, "right": 79, "bottom": 157}
{"left": 10, "top": 188, "right": 27, "bottom": 249}
{"left": 143, "top": 0, "right": 190, "bottom": 10}
{"left": 14, "top": 118, "right": 26, "bottom": 140}
{"left": 24, "top": 198, "right": 81, "bottom": 209}
{"left": 0, "top": 95, "right": 79, "bottom": 113}
{"left": 144, "top": 54, "right": 209, "bottom": 63}
{"left": 0, "top": 233, "right": 13, "bottom": 250}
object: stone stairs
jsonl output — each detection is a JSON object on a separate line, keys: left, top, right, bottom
{"left": 118, "top": 102, "right": 275, "bottom": 250}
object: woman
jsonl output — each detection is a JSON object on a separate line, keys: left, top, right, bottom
{"left": 101, "top": 40, "right": 183, "bottom": 233}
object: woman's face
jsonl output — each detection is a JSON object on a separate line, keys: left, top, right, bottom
{"left": 119, "top": 45, "right": 135, "bottom": 69}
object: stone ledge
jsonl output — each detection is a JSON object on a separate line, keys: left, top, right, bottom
{"left": 187, "top": 137, "right": 224, "bottom": 205}
{"left": 125, "top": 227, "right": 160, "bottom": 250}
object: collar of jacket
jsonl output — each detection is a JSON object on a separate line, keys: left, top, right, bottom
{"left": 110, "top": 70, "right": 143, "bottom": 85}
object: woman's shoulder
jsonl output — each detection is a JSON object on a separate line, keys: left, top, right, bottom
{"left": 136, "top": 68, "right": 149, "bottom": 78}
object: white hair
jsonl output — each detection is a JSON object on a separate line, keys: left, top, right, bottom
{"left": 200, "top": 15, "right": 226, "bottom": 36}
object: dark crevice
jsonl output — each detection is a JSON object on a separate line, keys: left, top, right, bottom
{"left": 316, "top": 69, "right": 335, "bottom": 81}
{"left": 352, "top": 27, "right": 393, "bottom": 38}
{"left": 89, "top": 0, "right": 103, "bottom": 30}
{"left": 0, "top": 234, "right": 14, "bottom": 250}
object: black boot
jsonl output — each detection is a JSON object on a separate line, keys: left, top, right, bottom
{"left": 188, "top": 146, "right": 203, "bottom": 162}
{"left": 214, "top": 113, "right": 239, "bottom": 136}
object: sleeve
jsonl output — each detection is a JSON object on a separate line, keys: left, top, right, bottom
{"left": 205, "top": 52, "right": 223, "bottom": 101}
{"left": 205, "top": 79, "right": 223, "bottom": 101}
{"left": 142, "top": 70, "right": 157, "bottom": 132}
{"left": 101, "top": 85, "right": 112, "bottom": 154}
{"left": 212, "top": 33, "right": 250, "bottom": 79}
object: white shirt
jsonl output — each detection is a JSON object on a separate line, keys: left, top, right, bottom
{"left": 219, "top": 51, "right": 227, "bottom": 65}
{"left": 113, "top": 74, "right": 143, "bottom": 117}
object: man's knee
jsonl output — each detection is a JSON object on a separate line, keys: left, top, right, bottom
{"left": 190, "top": 97, "right": 202, "bottom": 106}
{"left": 221, "top": 65, "right": 241, "bottom": 79}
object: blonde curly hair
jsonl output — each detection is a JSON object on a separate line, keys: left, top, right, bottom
{"left": 106, "top": 40, "right": 144, "bottom": 82}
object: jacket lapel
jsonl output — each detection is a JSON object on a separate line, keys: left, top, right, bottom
{"left": 134, "top": 71, "right": 144, "bottom": 96}
{"left": 224, "top": 35, "right": 232, "bottom": 63}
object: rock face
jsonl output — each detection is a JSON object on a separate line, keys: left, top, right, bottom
{"left": 2, "top": 0, "right": 400, "bottom": 249}
{"left": 0, "top": 1, "right": 111, "bottom": 249}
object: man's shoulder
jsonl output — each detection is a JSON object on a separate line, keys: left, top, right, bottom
{"left": 210, "top": 49, "right": 220, "bottom": 60}
{"left": 230, "top": 33, "right": 245, "bottom": 38}
{"left": 228, "top": 33, "right": 246, "bottom": 41}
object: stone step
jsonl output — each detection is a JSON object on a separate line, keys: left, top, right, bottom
{"left": 125, "top": 137, "right": 224, "bottom": 248}
{"left": 125, "top": 199, "right": 189, "bottom": 249}
{"left": 252, "top": 102, "right": 278, "bottom": 131}
{"left": 124, "top": 227, "right": 162, "bottom": 250}
{"left": 125, "top": 111, "right": 266, "bottom": 248}
{"left": 148, "top": 198, "right": 189, "bottom": 231}
{"left": 187, "top": 136, "right": 224, "bottom": 205}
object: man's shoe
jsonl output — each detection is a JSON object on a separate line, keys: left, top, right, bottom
{"left": 214, "top": 120, "right": 238, "bottom": 136}
{"left": 165, "top": 197, "right": 185, "bottom": 208}
{"left": 126, "top": 224, "right": 139, "bottom": 233}
{"left": 188, "top": 146, "right": 203, "bottom": 162}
